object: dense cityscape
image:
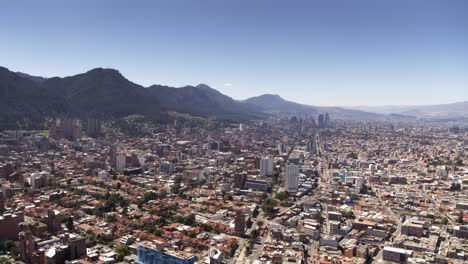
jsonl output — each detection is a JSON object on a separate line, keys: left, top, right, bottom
{"left": 0, "top": 114, "right": 467, "bottom": 264}
{"left": 1, "top": 1, "right": 467, "bottom": 263}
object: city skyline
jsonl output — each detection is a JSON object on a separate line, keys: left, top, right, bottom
{"left": 1, "top": 0, "right": 467, "bottom": 106}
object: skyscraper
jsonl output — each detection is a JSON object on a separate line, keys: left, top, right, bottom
{"left": 234, "top": 210, "right": 245, "bottom": 237}
{"left": 19, "top": 230, "right": 34, "bottom": 264}
{"left": 60, "top": 118, "right": 74, "bottom": 140}
{"left": 84, "top": 118, "right": 101, "bottom": 138}
{"left": 0, "top": 191, "right": 4, "bottom": 214}
{"left": 260, "top": 157, "right": 274, "bottom": 177}
{"left": 109, "top": 143, "right": 119, "bottom": 169}
{"left": 318, "top": 114, "right": 325, "bottom": 129}
{"left": 324, "top": 112, "right": 330, "bottom": 128}
{"left": 234, "top": 174, "right": 247, "bottom": 189}
{"left": 308, "top": 135, "right": 317, "bottom": 155}
{"left": 285, "top": 164, "right": 299, "bottom": 192}
{"left": 116, "top": 152, "right": 126, "bottom": 172}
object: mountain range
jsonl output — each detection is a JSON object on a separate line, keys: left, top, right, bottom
{"left": 0, "top": 66, "right": 465, "bottom": 130}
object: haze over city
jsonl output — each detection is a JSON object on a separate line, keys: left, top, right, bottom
{"left": 1, "top": 0, "right": 467, "bottom": 106}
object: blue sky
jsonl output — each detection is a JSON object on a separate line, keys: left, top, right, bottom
{"left": 0, "top": 0, "right": 467, "bottom": 106}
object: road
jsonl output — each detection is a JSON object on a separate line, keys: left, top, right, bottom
{"left": 232, "top": 137, "right": 299, "bottom": 263}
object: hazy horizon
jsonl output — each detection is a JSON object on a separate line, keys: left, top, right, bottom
{"left": 1, "top": 0, "right": 467, "bottom": 106}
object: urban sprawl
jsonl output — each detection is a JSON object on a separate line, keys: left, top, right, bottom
{"left": 0, "top": 114, "right": 467, "bottom": 264}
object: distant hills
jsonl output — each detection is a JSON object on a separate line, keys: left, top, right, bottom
{"left": 243, "top": 94, "right": 386, "bottom": 121}
{"left": 2, "top": 65, "right": 463, "bottom": 131}
{"left": 351, "top": 102, "right": 468, "bottom": 119}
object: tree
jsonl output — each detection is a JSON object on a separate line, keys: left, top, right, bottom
{"left": 261, "top": 197, "right": 278, "bottom": 216}
{"left": 257, "top": 220, "right": 264, "bottom": 228}
{"left": 275, "top": 192, "right": 288, "bottom": 201}
{"left": 0, "top": 256, "right": 13, "bottom": 264}
{"left": 115, "top": 245, "right": 130, "bottom": 261}
{"left": 171, "top": 183, "right": 181, "bottom": 194}
{"left": 121, "top": 206, "right": 128, "bottom": 216}
{"left": 65, "top": 217, "right": 74, "bottom": 231}
{"left": 245, "top": 246, "right": 252, "bottom": 256}
{"left": 442, "top": 217, "right": 448, "bottom": 225}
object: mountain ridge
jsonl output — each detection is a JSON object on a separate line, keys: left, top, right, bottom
{"left": 0, "top": 65, "right": 422, "bottom": 131}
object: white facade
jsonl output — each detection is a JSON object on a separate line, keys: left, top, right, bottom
{"left": 98, "top": 170, "right": 108, "bottom": 181}
{"left": 29, "top": 171, "right": 49, "bottom": 189}
{"left": 285, "top": 164, "right": 299, "bottom": 192}
{"left": 260, "top": 157, "right": 274, "bottom": 177}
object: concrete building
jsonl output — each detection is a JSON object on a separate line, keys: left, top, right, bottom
{"left": 401, "top": 219, "right": 424, "bottom": 237}
{"left": 29, "top": 172, "right": 49, "bottom": 189}
{"left": 19, "top": 230, "right": 35, "bottom": 263}
{"left": 234, "top": 210, "right": 245, "bottom": 237}
{"left": 84, "top": 118, "right": 101, "bottom": 138}
{"left": 136, "top": 241, "right": 195, "bottom": 264}
{"left": 285, "top": 164, "right": 299, "bottom": 192}
{"left": 245, "top": 179, "right": 268, "bottom": 192}
{"left": 234, "top": 174, "right": 246, "bottom": 189}
{"left": 329, "top": 221, "right": 341, "bottom": 235}
{"left": 0, "top": 191, "right": 4, "bottom": 214}
{"left": 47, "top": 209, "right": 61, "bottom": 234}
{"left": 0, "top": 213, "right": 20, "bottom": 241}
{"left": 382, "top": 247, "right": 412, "bottom": 263}
{"left": 260, "top": 157, "right": 274, "bottom": 177}
{"left": 97, "top": 170, "right": 108, "bottom": 181}
{"left": 453, "top": 225, "right": 468, "bottom": 239}
{"left": 115, "top": 152, "right": 126, "bottom": 172}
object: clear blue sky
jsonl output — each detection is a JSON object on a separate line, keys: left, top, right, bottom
{"left": 1, "top": 0, "right": 467, "bottom": 106}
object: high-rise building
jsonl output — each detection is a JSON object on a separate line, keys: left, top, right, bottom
{"left": 234, "top": 210, "right": 245, "bottom": 237}
{"left": 260, "top": 157, "right": 274, "bottom": 177}
{"left": 115, "top": 152, "right": 126, "bottom": 172}
{"left": 285, "top": 164, "right": 299, "bottom": 192}
{"left": 29, "top": 172, "right": 49, "bottom": 189}
{"left": 57, "top": 118, "right": 82, "bottom": 141}
{"left": 278, "top": 142, "right": 288, "bottom": 155}
{"left": 109, "top": 143, "right": 119, "bottom": 169}
{"left": 64, "top": 234, "right": 87, "bottom": 260}
{"left": 234, "top": 174, "right": 246, "bottom": 189}
{"left": 47, "top": 209, "right": 61, "bottom": 234}
{"left": 0, "top": 191, "right": 4, "bottom": 214}
{"left": 60, "top": 118, "right": 74, "bottom": 140}
{"left": 19, "top": 230, "right": 35, "bottom": 264}
{"left": 308, "top": 135, "right": 317, "bottom": 155}
{"left": 318, "top": 114, "right": 325, "bottom": 128}
{"left": 324, "top": 112, "right": 330, "bottom": 127}
{"left": 71, "top": 124, "right": 82, "bottom": 141}
{"left": 329, "top": 221, "right": 341, "bottom": 235}
{"left": 84, "top": 118, "right": 101, "bottom": 138}
{"left": 0, "top": 213, "right": 20, "bottom": 240}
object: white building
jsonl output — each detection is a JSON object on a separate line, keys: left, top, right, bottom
{"left": 260, "top": 157, "right": 274, "bottom": 177}
{"left": 98, "top": 170, "right": 108, "bottom": 181}
{"left": 285, "top": 164, "right": 299, "bottom": 192}
{"left": 29, "top": 172, "right": 49, "bottom": 189}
